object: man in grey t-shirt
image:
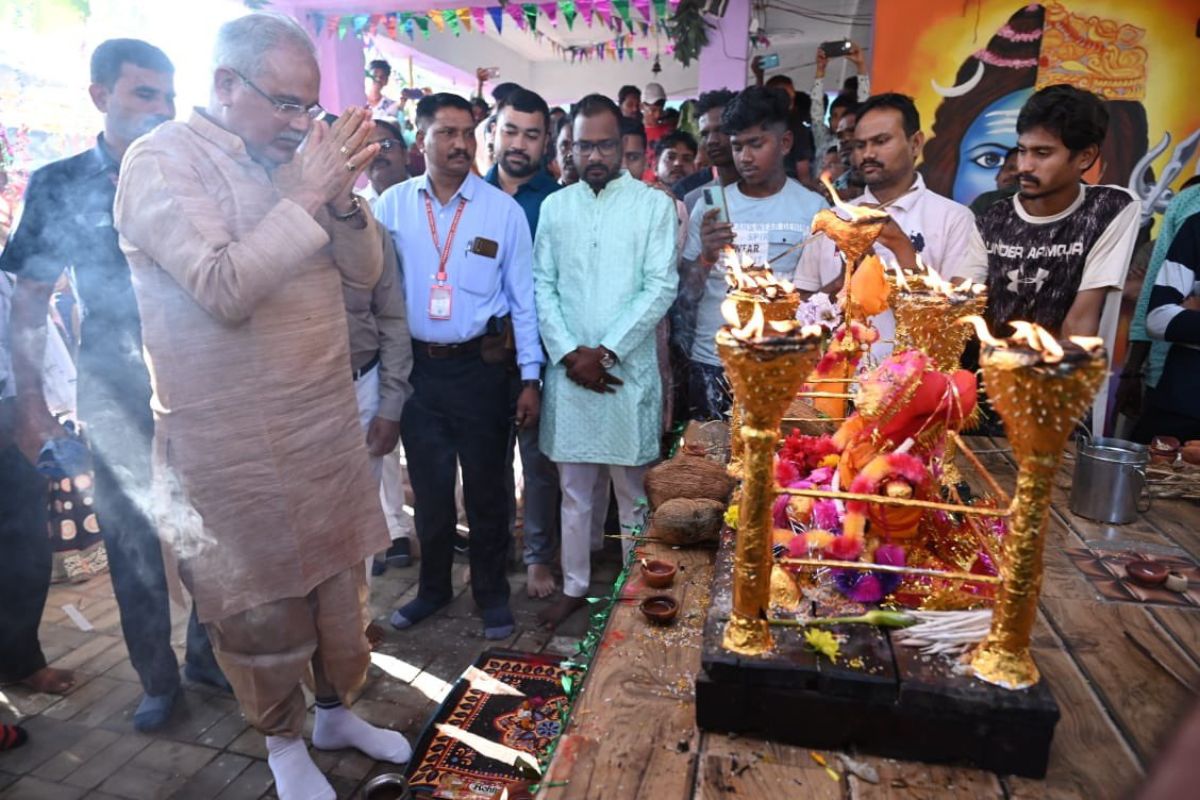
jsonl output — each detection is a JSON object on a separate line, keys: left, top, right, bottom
{"left": 680, "top": 87, "right": 826, "bottom": 419}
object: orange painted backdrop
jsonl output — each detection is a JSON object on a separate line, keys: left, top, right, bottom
{"left": 872, "top": 0, "right": 1199, "bottom": 212}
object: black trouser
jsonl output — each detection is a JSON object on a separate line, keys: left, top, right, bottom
{"left": 401, "top": 348, "right": 513, "bottom": 611}
{"left": 1130, "top": 388, "right": 1200, "bottom": 444}
{"left": 0, "top": 443, "right": 52, "bottom": 683}
{"left": 82, "top": 380, "right": 220, "bottom": 697}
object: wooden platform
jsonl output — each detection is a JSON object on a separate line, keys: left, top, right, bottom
{"left": 539, "top": 437, "right": 1200, "bottom": 799}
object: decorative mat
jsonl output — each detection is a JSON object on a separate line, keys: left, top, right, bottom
{"left": 406, "top": 649, "right": 578, "bottom": 799}
{"left": 1064, "top": 548, "right": 1200, "bottom": 607}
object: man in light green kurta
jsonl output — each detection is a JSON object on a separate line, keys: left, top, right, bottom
{"left": 533, "top": 94, "right": 678, "bottom": 627}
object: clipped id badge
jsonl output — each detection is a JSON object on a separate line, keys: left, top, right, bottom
{"left": 428, "top": 283, "right": 453, "bottom": 319}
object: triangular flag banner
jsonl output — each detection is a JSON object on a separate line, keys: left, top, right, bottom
{"left": 626, "top": 47, "right": 634, "bottom": 59}
{"left": 523, "top": 4, "right": 539, "bottom": 31}
{"left": 352, "top": 15, "right": 369, "bottom": 35}
{"left": 613, "top": 0, "right": 633, "bottom": 28}
{"left": 638, "top": 46, "right": 649, "bottom": 58}
{"left": 668, "top": 0, "right": 681, "bottom": 9}
{"left": 439, "top": 9, "right": 457, "bottom": 35}
{"left": 471, "top": 7, "right": 486, "bottom": 32}
{"left": 430, "top": 13, "right": 446, "bottom": 32}
{"left": 632, "top": 0, "right": 651, "bottom": 21}
{"left": 458, "top": 8, "right": 472, "bottom": 33}
{"left": 309, "top": 12, "right": 324, "bottom": 35}
{"left": 414, "top": 16, "right": 430, "bottom": 38}
{"left": 487, "top": 6, "right": 504, "bottom": 32}
{"left": 337, "top": 18, "right": 349, "bottom": 39}
{"left": 559, "top": 0, "right": 577, "bottom": 29}
{"left": 387, "top": 14, "right": 398, "bottom": 38}
{"left": 506, "top": 4, "right": 525, "bottom": 29}
{"left": 403, "top": 19, "right": 414, "bottom": 40}
{"left": 652, "top": 0, "right": 667, "bottom": 17}
{"left": 576, "top": 0, "right": 594, "bottom": 26}
{"left": 595, "top": 0, "right": 613, "bottom": 28}
{"left": 540, "top": 3, "right": 557, "bottom": 25}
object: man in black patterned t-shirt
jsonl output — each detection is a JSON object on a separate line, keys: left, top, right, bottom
{"left": 978, "top": 84, "right": 1140, "bottom": 341}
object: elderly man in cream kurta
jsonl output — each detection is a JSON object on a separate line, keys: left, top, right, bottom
{"left": 533, "top": 94, "right": 678, "bottom": 629}
{"left": 113, "top": 14, "right": 409, "bottom": 800}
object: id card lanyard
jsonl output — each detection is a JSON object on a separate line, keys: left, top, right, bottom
{"left": 425, "top": 193, "right": 468, "bottom": 320}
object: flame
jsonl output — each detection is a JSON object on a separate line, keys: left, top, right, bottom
{"left": 820, "top": 172, "right": 888, "bottom": 222}
{"left": 734, "top": 303, "right": 766, "bottom": 340}
{"left": 959, "top": 314, "right": 1005, "bottom": 347}
{"left": 1068, "top": 335, "right": 1104, "bottom": 353}
{"left": 918, "top": 255, "right": 956, "bottom": 296}
{"left": 721, "top": 297, "right": 741, "bottom": 327}
{"left": 1008, "top": 321, "right": 1065, "bottom": 361}
{"left": 889, "top": 260, "right": 911, "bottom": 291}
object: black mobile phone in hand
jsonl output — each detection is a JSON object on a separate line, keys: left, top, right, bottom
{"left": 820, "top": 40, "right": 853, "bottom": 58}
{"left": 702, "top": 183, "right": 730, "bottom": 225}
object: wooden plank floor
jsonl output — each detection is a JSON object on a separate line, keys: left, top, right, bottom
{"left": 540, "top": 438, "right": 1200, "bottom": 800}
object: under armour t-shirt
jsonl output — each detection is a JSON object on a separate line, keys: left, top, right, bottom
{"left": 683, "top": 178, "right": 826, "bottom": 366}
{"left": 980, "top": 184, "right": 1140, "bottom": 334}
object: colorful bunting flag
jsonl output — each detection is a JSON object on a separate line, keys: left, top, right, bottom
{"left": 540, "top": 2, "right": 557, "bottom": 25}
{"left": 576, "top": 0, "right": 594, "bottom": 26}
{"left": 430, "top": 12, "right": 445, "bottom": 32}
{"left": 559, "top": 0, "right": 577, "bottom": 29}
{"left": 595, "top": 0, "right": 613, "bottom": 28}
{"left": 470, "top": 7, "right": 485, "bottom": 32}
{"left": 487, "top": 6, "right": 504, "bottom": 32}
{"left": 613, "top": 0, "right": 633, "bottom": 28}
{"left": 523, "top": 4, "right": 539, "bottom": 31}
{"left": 414, "top": 15, "right": 430, "bottom": 38}
{"left": 458, "top": 8, "right": 473, "bottom": 33}
{"left": 632, "top": 0, "right": 651, "bottom": 21}
{"left": 506, "top": 3, "right": 525, "bottom": 29}
{"left": 652, "top": 0, "right": 668, "bottom": 20}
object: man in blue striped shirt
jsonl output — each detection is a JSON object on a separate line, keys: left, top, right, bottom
{"left": 374, "top": 93, "right": 543, "bottom": 640}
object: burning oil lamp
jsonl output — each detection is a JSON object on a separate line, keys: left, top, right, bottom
{"left": 887, "top": 258, "right": 988, "bottom": 486}
{"left": 717, "top": 300, "right": 824, "bottom": 655}
{"left": 720, "top": 252, "right": 802, "bottom": 478}
{"left": 962, "top": 316, "right": 1107, "bottom": 689}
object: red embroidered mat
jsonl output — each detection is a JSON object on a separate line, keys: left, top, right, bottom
{"left": 406, "top": 649, "right": 577, "bottom": 799}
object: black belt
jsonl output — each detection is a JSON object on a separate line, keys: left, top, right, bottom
{"left": 352, "top": 351, "right": 381, "bottom": 381}
{"left": 412, "top": 335, "right": 484, "bottom": 359}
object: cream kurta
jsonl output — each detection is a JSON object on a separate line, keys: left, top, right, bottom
{"left": 114, "top": 111, "right": 389, "bottom": 623}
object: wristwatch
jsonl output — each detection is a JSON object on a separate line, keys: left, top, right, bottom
{"left": 599, "top": 347, "right": 617, "bottom": 370}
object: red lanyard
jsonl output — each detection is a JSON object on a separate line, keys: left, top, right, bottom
{"left": 424, "top": 194, "right": 468, "bottom": 284}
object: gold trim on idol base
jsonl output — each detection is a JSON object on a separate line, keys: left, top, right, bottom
{"left": 717, "top": 330, "right": 821, "bottom": 656}
{"left": 967, "top": 342, "right": 1106, "bottom": 689}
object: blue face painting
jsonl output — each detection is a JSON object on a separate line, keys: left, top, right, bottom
{"left": 951, "top": 88, "right": 1033, "bottom": 206}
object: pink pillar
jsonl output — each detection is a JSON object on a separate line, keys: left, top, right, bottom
{"left": 697, "top": 0, "right": 751, "bottom": 94}
{"left": 314, "top": 26, "right": 367, "bottom": 114}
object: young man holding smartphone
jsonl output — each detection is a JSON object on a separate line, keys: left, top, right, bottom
{"left": 680, "top": 87, "right": 826, "bottom": 420}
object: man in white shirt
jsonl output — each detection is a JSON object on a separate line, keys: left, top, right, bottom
{"left": 681, "top": 87, "right": 826, "bottom": 419}
{"left": 796, "top": 93, "right": 987, "bottom": 359}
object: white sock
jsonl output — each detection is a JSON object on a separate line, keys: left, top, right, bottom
{"left": 312, "top": 704, "right": 413, "bottom": 764}
{"left": 265, "top": 736, "right": 335, "bottom": 800}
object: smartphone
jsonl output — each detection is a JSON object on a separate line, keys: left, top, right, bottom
{"left": 758, "top": 53, "right": 780, "bottom": 70}
{"left": 702, "top": 183, "right": 730, "bottom": 225}
{"left": 469, "top": 237, "right": 499, "bottom": 259}
{"left": 820, "top": 40, "right": 853, "bottom": 58}
{"left": 484, "top": 66, "right": 501, "bottom": 79}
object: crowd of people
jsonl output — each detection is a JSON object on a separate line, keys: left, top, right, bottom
{"left": 1, "top": 10, "right": 1197, "bottom": 800}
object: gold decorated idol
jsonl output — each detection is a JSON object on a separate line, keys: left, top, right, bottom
{"left": 717, "top": 300, "right": 822, "bottom": 655}
{"left": 963, "top": 317, "right": 1107, "bottom": 689}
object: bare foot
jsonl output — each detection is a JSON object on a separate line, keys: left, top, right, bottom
{"left": 537, "top": 594, "right": 587, "bottom": 630}
{"left": 21, "top": 666, "right": 75, "bottom": 695}
{"left": 365, "top": 622, "right": 385, "bottom": 650}
{"left": 526, "top": 564, "right": 557, "bottom": 599}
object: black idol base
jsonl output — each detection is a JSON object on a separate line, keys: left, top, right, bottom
{"left": 695, "top": 531, "right": 1059, "bottom": 779}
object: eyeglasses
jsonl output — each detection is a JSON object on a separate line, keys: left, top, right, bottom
{"left": 376, "top": 138, "right": 404, "bottom": 151}
{"left": 572, "top": 139, "right": 620, "bottom": 156}
{"left": 234, "top": 70, "right": 324, "bottom": 120}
